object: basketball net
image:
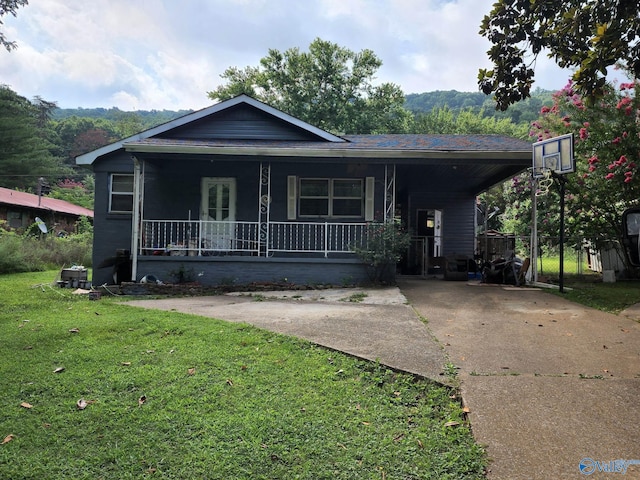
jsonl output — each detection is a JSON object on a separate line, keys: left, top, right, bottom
{"left": 535, "top": 168, "right": 553, "bottom": 197}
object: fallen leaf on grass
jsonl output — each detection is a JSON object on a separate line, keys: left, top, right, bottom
{"left": 121, "top": 362, "right": 131, "bottom": 367}
{"left": 20, "top": 402, "right": 33, "bottom": 409}
{"left": 444, "top": 421, "right": 460, "bottom": 427}
{"left": 68, "top": 328, "right": 80, "bottom": 334}
{"left": 53, "top": 367, "right": 65, "bottom": 374}
{"left": 138, "top": 395, "right": 146, "bottom": 406}
{"left": 76, "top": 399, "right": 87, "bottom": 410}
{"left": 187, "top": 368, "right": 196, "bottom": 376}
{"left": 2, "top": 434, "right": 15, "bottom": 445}
{"left": 23, "top": 345, "right": 33, "bottom": 350}
{"left": 462, "top": 406, "right": 471, "bottom": 413}
{"left": 226, "top": 379, "right": 234, "bottom": 386}
{"left": 417, "top": 439, "right": 424, "bottom": 449}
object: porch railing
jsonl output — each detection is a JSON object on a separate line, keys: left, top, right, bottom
{"left": 141, "top": 220, "right": 368, "bottom": 257}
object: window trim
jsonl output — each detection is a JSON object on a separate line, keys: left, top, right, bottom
{"left": 298, "top": 177, "right": 364, "bottom": 218}
{"left": 109, "top": 173, "right": 134, "bottom": 214}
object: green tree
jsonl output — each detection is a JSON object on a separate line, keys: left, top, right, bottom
{"left": 0, "top": 85, "right": 69, "bottom": 190}
{"left": 53, "top": 116, "right": 118, "bottom": 166}
{"left": 208, "top": 38, "right": 412, "bottom": 134}
{"left": 0, "top": 0, "right": 27, "bottom": 51}
{"left": 412, "top": 106, "right": 528, "bottom": 137}
{"left": 478, "top": 0, "right": 640, "bottom": 110}
{"left": 49, "top": 176, "right": 94, "bottom": 210}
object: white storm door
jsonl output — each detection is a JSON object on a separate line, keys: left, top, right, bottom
{"left": 433, "top": 209, "right": 443, "bottom": 257}
{"left": 201, "top": 178, "right": 236, "bottom": 249}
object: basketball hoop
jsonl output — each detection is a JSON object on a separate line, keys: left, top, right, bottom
{"left": 530, "top": 133, "right": 575, "bottom": 293}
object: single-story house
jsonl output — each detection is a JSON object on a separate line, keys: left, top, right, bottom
{"left": 76, "top": 94, "right": 531, "bottom": 286}
{"left": 0, "top": 186, "right": 93, "bottom": 234}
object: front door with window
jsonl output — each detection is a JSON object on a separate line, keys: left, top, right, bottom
{"left": 200, "top": 178, "right": 236, "bottom": 250}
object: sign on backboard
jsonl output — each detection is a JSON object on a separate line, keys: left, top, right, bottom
{"left": 532, "top": 133, "right": 575, "bottom": 178}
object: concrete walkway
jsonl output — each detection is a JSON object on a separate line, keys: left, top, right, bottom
{"left": 125, "top": 280, "right": 640, "bottom": 479}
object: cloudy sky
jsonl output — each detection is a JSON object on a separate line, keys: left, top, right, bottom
{"left": 1, "top": 0, "right": 575, "bottom": 111}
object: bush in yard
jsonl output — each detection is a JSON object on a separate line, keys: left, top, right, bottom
{"left": 0, "top": 218, "right": 92, "bottom": 274}
{"left": 353, "top": 220, "right": 411, "bottom": 284}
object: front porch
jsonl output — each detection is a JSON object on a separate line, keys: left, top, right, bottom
{"left": 133, "top": 219, "right": 372, "bottom": 285}
{"left": 140, "top": 219, "right": 369, "bottom": 257}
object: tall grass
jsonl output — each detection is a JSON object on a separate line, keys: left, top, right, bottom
{"left": 0, "top": 230, "right": 92, "bottom": 274}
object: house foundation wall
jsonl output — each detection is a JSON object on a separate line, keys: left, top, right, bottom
{"left": 131, "top": 256, "right": 371, "bottom": 287}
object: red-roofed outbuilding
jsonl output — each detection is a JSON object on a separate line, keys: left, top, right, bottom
{"left": 0, "top": 187, "right": 93, "bottom": 234}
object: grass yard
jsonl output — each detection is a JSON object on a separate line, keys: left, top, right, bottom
{"left": 531, "top": 255, "right": 640, "bottom": 314}
{"left": 558, "top": 277, "right": 640, "bottom": 314}
{"left": 0, "top": 272, "right": 486, "bottom": 479}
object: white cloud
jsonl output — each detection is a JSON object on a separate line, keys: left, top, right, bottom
{"left": 0, "top": 0, "right": 577, "bottom": 110}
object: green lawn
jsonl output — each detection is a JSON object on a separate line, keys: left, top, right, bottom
{"left": 532, "top": 256, "right": 640, "bottom": 314}
{"left": 0, "top": 272, "right": 486, "bottom": 479}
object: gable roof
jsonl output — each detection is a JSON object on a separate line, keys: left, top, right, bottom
{"left": 0, "top": 187, "right": 94, "bottom": 218}
{"left": 76, "top": 94, "right": 346, "bottom": 165}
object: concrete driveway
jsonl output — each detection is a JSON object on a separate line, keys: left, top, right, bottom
{"left": 400, "top": 278, "right": 640, "bottom": 480}
{"left": 124, "top": 279, "right": 640, "bottom": 479}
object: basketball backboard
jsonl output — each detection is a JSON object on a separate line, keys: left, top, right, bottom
{"left": 532, "top": 133, "right": 575, "bottom": 178}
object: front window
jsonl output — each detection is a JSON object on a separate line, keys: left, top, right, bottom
{"left": 299, "top": 178, "right": 363, "bottom": 217}
{"left": 109, "top": 174, "right": 134, "bottom": 213}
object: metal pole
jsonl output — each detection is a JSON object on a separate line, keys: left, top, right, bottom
{"left": 556, "top": 173, "right": 566, "bottom": 293}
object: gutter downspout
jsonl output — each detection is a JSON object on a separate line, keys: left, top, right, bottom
{"left": 131, "top": 156, "right": 142, "bottom": 282}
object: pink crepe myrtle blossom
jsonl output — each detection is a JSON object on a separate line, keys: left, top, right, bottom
{"left": 579, "top": 128, "right": 589, "bottom": 140}
{"left": 617, "top": 97, "right": 632, "bottom": 109}
{"left": 605, "top": 173, "right": 615, "bottom": 180}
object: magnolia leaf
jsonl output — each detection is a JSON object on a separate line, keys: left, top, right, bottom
{"left": 226, "top": 379, "right": 234, "bottom": 386}
{"left": 463, "top": 406, "right": 471, "bottom": 413}
{"left": 1, "top": 434, "right": 15, "bottom": 445}
{"left": 417, "top": 439, "right": 424, "bottom": 449}
{"left": 444, "top": 421, "right": 460, "bottom": 427}
{"left": 20, "top": 402, "right": 33, "bottom": 409}
{"left": 187, "top": 368, "right": 196, "bottom": 376}
{"left": 121, "top": 362, "right": 131, "bottom": 367}
{"left": 69, "top": 328, "right": 80, "bottom": 334}
{"left": 53, "top": 367, "right": 65, "bottom": 374}
{"left": 76, "top": 399, "right": 87, "bottom": 410}
{"left": 138, "top": 395, "right": 146, "bottom": 406}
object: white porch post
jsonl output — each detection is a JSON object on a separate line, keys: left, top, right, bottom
{"left": 130, "top": 156, "right": 144, "bottom": 282}
{"left": 384, "top": 164, "right": 396, "bottom": 222}
{"left": 258, "top": 162, "right": 271, "bottom": 256}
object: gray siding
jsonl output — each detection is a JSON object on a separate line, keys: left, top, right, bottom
{"left": 158, "top": 105, "right": 322, "bottom": 141}
{"left": 92, "top": 151, "right": 136, "bottom": 286}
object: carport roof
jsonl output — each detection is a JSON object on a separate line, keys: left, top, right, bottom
{"left": 122, "top": 134, "right": 532, "bottom": 163}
